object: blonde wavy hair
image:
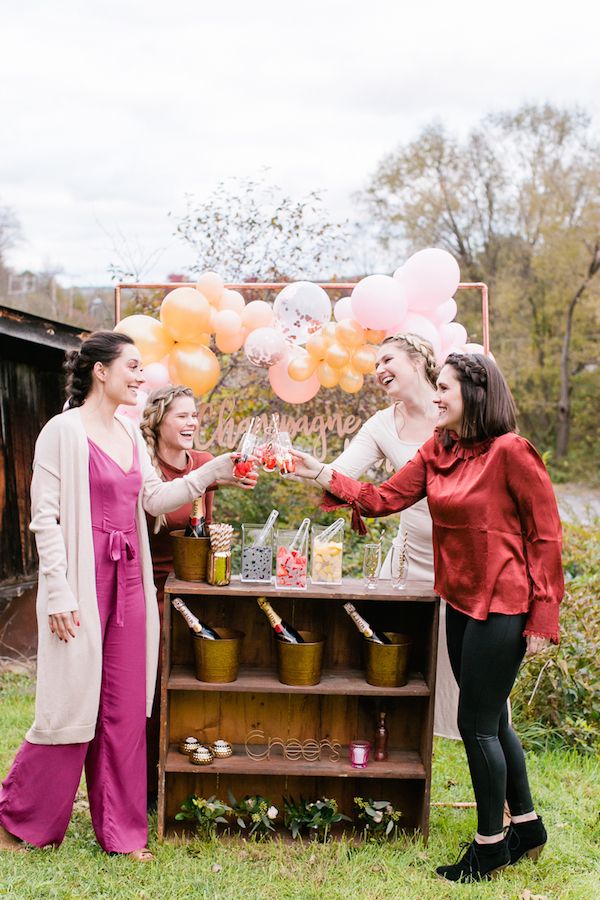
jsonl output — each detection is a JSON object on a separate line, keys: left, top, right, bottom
{"left": 380, "top": 332, "right": 439, "bottom": 388}
{"left": 140, "top": 385, "right": 196, "bottom": 532}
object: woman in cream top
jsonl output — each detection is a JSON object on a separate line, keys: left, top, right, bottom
{"left": 333, "top": 333, "right": 460, "bottom": 740}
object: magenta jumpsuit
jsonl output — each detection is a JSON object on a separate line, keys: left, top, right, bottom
{"left": 0, "top": 439, "right": 149, "bottom": 852}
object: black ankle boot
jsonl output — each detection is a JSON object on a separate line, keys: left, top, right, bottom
{"left": 436, "top": 837, "right": 510, "bottom": 882}
{"left": 508, "top": 816, "right": 547, "bottom": 864}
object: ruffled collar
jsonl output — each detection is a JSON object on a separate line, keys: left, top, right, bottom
{"left": 447, "top": 431, "right": 495, "bottom": 459}
{"left": 156, "top": 452, "right": 193, "bottom": 477}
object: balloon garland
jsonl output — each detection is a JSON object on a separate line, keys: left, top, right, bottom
{"left": 114, "top": 250, "right": 478, "bottom": 408}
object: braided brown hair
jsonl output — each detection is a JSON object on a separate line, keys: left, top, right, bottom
{"left": 442, "top": 352, "right": 517, "bottom": 444}
{"left": 381, "top": 332, "right": 439, "bottom": 388}
{"left": 64, "top": 331, "right": 134, "bottom": 407}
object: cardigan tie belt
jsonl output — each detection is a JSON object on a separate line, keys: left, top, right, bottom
{"left": 93, "top": 519, "right": 137, "bottom": 628}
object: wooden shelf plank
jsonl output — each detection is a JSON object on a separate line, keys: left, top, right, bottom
{"left": 168, "top": 665, "right": 430, "bottom": 697}
{"left": 166, "top": 746, "right": 426, "bottom": 779}
{"left": 165, "top": 574, "right": 437, "bottom": 603}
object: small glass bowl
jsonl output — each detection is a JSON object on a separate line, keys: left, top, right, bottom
{"left": 210, "top": 740, "right": 233, "bottom": 759}
{"left": 190, "top": 745, "right": 214, "bottom": 766}
{"left": 179, "top": 736, "right": 200, "bottom": 756}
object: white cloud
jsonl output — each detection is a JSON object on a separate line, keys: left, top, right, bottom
{"left": 1, "top": 0, "right": 599, "bottom": 285}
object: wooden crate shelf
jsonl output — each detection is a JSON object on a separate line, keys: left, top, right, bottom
{"left": 158, "top": 576, "right": 439, "bottom": 841}
{"left": 168, "top": 665, "right": 430, "bottom": 697}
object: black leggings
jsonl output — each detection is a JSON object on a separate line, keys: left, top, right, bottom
{"left": 446, "top": 605, "right": 534, "bottom": 835}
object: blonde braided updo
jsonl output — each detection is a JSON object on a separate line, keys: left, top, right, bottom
{"left": 380, "top": 332, "right": 439, "bottom": 388}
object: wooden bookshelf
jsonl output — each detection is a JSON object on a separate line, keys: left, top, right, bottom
{"left": 158, "top": 576, "right": 439, "bottom": 840}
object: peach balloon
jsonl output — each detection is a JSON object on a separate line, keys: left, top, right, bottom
{"left": 241, "top": 299, "right": 273, "bottom": 329}
{"left": 195, "top": 271, "right": 225, "bottom": 306}
{"left": 339, "top": 368, "right": 364, "bottom": 393}
{"left": 288, "top": 352, "right": 318, "bottom": 382}
{"left": 220, "top": 289, "right": 246, "bottom": 314}
{"left": 324, "top": 342, "right": 351, "bottom": 369}
{"left": 316, "top": 361, "right": 340, "bottom": 388}
{"left": 160, "top": 288, "right": 212, "bottom": 342}
{"left": 268, "top": 355, "right": 320, "bottom": 403}
{"left": 321, "top": 322, "right": 337, "bottom": 341}
{"left": 335, "top": 318, "right": 365, "bottom": 349}
{"left": 114, "top": 315, "right": 174, "bottom": 365}
{"left": 215, "top": 330, "right": 246, "bottom": 353}
{"left": 306, "top": 330, "right": 331, "bottom": 359}
{"left": 365, "top": 329, "right": 386, "bottom": 344}
{"left": 167, "top": 343, "right": 221, "bottom": 395}
{"left": 351, "top": 345, "right": 378, "bottom": 375}
{"left": 214, "top": 309, "right": 242, "bottom": 336}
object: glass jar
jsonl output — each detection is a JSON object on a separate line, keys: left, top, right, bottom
{"left": 310, "top": 523, "right": 344, "bottom": 585}
{"left": 241, "top": 523, "right": 273, "bottom": 583}
{"left": 207, "top": 549, "right": 231, "bottom": 586}
{"left": 276, "top": 527, "right": 308, "bottom": 590}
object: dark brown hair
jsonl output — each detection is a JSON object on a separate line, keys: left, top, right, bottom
{"left": 440, "top": 352, "right": 517, "bottom": 445}
{"left": 64, "top": 331, "right": 135, "bottom": 408}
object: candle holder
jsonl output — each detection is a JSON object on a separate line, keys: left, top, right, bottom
{"left": 349, "top": 740, "right": 371, "bottom": 769}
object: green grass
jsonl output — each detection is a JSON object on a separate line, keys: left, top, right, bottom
{"left": 1, "top": 670, "right": 598, "bottom": 899}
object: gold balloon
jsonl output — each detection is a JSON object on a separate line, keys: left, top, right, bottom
{"left": 195, "top": 271, "right": 224, "bottom": 306}
{"left": 324, "top": 342, "right": 351, "bottom": 369}
{"left": 335, "top": 318, "right": 365, "bottom": 349}
{"left": 288, "top": 354, "right": 318, "bottom": 382}
{"left": 167, "top": 343, "right": 221, "bottom": 395}
{"left": 339, "top": 368, "right": 364, "bottom": 393}
{"left": 365, "top": 328, "right": 386, "bottom": 344}
{"left": 215, "top": 330, "right": 246, "bottom": 354}
{"left": 160, "top": 288, "right": 212, "bottom": 342}
{"left": 114, "top": 315, "right": 174, "bottom": 365}
{"left": 351, "top": 344, "right": 378, "bottom": 374}
{"left": 321, "top": 322, "right": 338, "bottom": 341}
{"left": 306, "top": 330, "right": 331, "bottom": 359}
{"left": 316, "top": 361, "right": 340, "bottom": 388}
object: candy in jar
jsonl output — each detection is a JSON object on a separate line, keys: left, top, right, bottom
{"left": 276, "top": 545, "right": 307, "bottom": 589}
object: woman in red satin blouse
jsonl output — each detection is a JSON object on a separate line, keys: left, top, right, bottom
{"left": 292, "top": 352, "right": 563, "bottom": 884}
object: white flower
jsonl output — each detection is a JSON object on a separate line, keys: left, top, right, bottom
{"left": 373, "top": 811, "right": 384, "bottom": 823}
{"left": 267, "top": 806, "right": 278, "bottom": 819}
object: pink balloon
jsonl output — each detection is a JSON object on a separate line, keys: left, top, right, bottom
{"left": 440, "top": 322, "right": 468, "bottom": 349}
{"left": 268, "top": 355, "right": 320, "bottom": 403}
{"left": 351, "top": 275, "right": 407, "bottom": 330}
{"left": 117, "top": 389, "right": 149, "bottom": 424}
{"left": 402, "top": 313, "right": 443, "bottom": 356}
{"left": 333, "top": 297, "right": 353, "bottom": 321}
{"left": 432, "top": 297, "right": 458, "bottom": 325}
{"left": 141, "top": 362, "right": 170, "bottom": 392}
{"left": 402, "top": 249, "right": 460, "bottom": 312}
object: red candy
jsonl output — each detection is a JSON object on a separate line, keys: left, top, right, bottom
{"left": 276, "top": 545, "right": 307, "bottom": 588}
{"left": 233, "top": 457, "right": 254, "bottom": 479}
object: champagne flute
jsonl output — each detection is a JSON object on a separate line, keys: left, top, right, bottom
{"left": 362, "top": 543, "right": 381, "bottom": 590}
{"left": 233, "top": 431, "right": 257, "bottom": 480}
{"left": 390, "top": 537, "right": 409, "bottom": 590}
{"left": 275, "top": 432, "right": 296, "bottom": 477}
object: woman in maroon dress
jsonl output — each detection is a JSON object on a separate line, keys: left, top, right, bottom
{"left": 139, "top": 385, "right": 252, "bottom": 795}
{"left": 292, "top": 353, "right": 562, "bottom": 884}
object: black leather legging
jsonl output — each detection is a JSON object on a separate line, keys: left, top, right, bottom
{"left": 446, "top": 605, "right": 534, "bottom": 835}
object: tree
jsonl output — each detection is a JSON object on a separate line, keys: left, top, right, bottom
{"left": 361, "top": 104, "right": 600, "bottom": 461}
{"left": 172, "top": 174, "right": 350, "bottom": 282}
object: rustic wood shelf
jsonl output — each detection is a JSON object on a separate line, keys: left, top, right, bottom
{"left": 158, "top": 575, "right": 439, "bottom": 840}
{"left": 168, "top": 665, "right": 430, "bottom": 696}
{"left": 165, "top": 746, "right": 426, "bottom": 779}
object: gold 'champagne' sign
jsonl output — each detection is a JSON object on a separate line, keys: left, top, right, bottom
{"left": 245, "top": 729, "right": 342, "bottom": 762}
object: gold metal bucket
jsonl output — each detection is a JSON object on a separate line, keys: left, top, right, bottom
{"left": 193, "top": 628, "right": 245, "bottom": 683}
{"left": 170, "top": 530, "right": 210, "bottom": 582}
{"left": 276, "top": 631, "right": 325, "bottom": 686}
{"left": 364, "top": 632, "right": 412, "bottom": 687}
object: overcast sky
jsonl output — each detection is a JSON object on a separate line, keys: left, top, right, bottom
{"left": 2, "top": 0, "right": 599, "bottom": 286}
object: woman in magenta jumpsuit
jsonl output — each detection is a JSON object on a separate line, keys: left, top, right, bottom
{"left": 292, "top": 353, "right": 563, "bottom": 883}
{"left": 0, "top": 332, "right": 253, "bottom": 860}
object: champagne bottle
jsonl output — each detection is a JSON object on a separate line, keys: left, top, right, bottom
{"left": 374, "top": 711, "right": 389, "bottom": 761}
{"left": 343, "top": 603, "right": 392, "bottom": 644}
{"left": 172, "top": 597, "right": 221, "bottom": 640}
{"left": 184, "top": 498, "right": 207, "bottom": 538}
{"left": 256, "top": 596, "right": 305, "bottom": 644}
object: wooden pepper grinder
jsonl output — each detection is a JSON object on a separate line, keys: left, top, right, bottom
{"left": 374, "top": 711, "right": 388, "bottom": 761}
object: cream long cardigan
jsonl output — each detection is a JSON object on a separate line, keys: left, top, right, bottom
{"left": 27, "top": 408, "right": 216, "bottom": 745}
